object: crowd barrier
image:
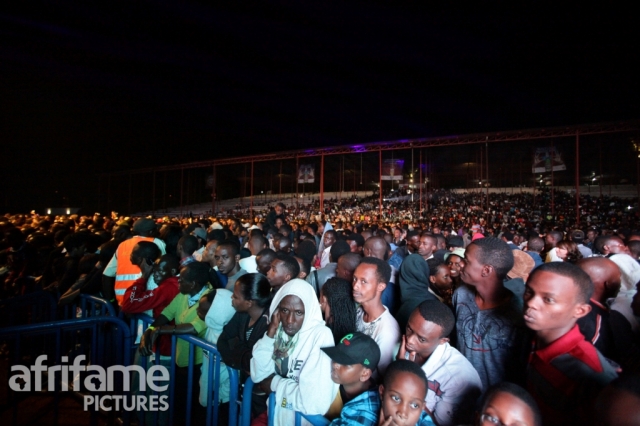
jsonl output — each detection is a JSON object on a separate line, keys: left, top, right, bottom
{"left": 61, "top": 293, "right": 118, "bottom": 319}
{"left": 1, "top": 292, "right": 276, "bottom": 426}
{"left": 127, "top": 313, "right": 240, "bottom": 426}
{"left": 0, "top": 290, "right": 57, "bottom": 327}
{"left": 0, "top": 316, "right": 133, "bottom": 426}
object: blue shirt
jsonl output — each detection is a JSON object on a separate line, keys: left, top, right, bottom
{"left": 330, "top": 389, "right": 380, "bottom": 426}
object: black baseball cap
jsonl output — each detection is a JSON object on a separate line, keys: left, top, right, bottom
{"left": 321, "top": 332, "right": 380, "bottom": 370}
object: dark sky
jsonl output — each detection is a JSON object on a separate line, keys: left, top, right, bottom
{"left": 2, "top": 3, "right": 639, "bottom": 212}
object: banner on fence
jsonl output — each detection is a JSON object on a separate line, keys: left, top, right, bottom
{"left": 381, "top": 159, "right": 404, "bottom": 181}
{"left": 532, "top": 147, "right": 566, "bottom": 173}
{"left": 297, "top": 164, "right": 315, "bottom": 183}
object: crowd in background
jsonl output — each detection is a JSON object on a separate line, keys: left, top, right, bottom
{"left": 2, "top": 187, "right": 640, "bottom": 425}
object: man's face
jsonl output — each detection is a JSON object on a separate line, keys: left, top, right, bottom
{"left": 323, "top": 232, "right": 335, "bottom": 248}
{"left": 267, "top": 259, "right": 289, "bottom": 287}
{"left": 523, "top": 270, "right": 589, "bottom": 337}
{"left": 459, "top": 244, "right": 484, "bottom": 285}
{"left": 405, "top": 311, "right": 446, "bottom": 361}
{"left": 417, "top": 236, "right": 435, "bottom": 258}
{"left": 407, "top": 235, "right": 421, "bottom": 253}
{"left": 446, "top": 254, "right": 464, "bottom": 278}
{"left": 275, "top": 218, "right": 283, "bottom": 229}
{"left": 330, "top": 361, "right": 367, "bottom": 386}
{"left": 393, "top": 229, "right": 402, "bottom": 240}
{"left": 275, "top": 205, "right": 283, "bottom": 216}
{"left": 379, "top": 371, "right": 426, "bottom": 426}
{"left": 215, "top": 246, "right": 238, "bottom": 275}
{"left": 201, "top": 242, "right": 218, "bottom": 264}
{"left": 152, "top": 259, "right": 173, "bottom": 284}
{"left": 352, "top": 263, "right": 384, "bottom": 305}
{"left": 278, "top": 295, "right": 305, "bottom": 336}
{"left": 587, "top": 230, "right": 597, "bottom": 242}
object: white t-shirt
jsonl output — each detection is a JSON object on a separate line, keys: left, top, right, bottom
{"left": 356, "top": 305, "right": 400, "bottom": 376}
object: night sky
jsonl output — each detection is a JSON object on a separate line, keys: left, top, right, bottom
{"left": 2, "top": 3, "right": 639, "bottom": 213}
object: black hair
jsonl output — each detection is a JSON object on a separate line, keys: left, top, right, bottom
{"left": 295, "top": 239, "right": 317, "bottom": 264}
{"left": 158, "top": 254, "right": 179, "bottom": 275}
{"left": 360, "top": 257, "right": 391, "bottom": 283}
{"left": 527, "top": 236, "right": 544, "bottom": 253}
{"left": 218, "top": 239, "right": 240, "bottom": 257}
{"left": 239, "top": 247, "right": 251, "bottom": 259}
{"left": 207, "top": 229, "right": 226, "bottom": 242}
{"left": 321, "top": 277, "right": 357, "bottom": 344}
{"left": 330, "top": 240, "right": 351, "bottom": 263}
{"left": 471, "top": 237, "right": 514, "bottom": 280}
{"left": 628, "top": 240, "right": 640, "bottom": 258}
{"left": 406, "top": 230, "right": 420, "bottom": 240}
{"left": 235, "top": 273, "right": 273, "bottom": 308}
{"left": 295, "top": 255, "right": 311, "bottom": 277}
{"left": 62, "top": 232, "right": 88, "bottom": 252}
{"left": 257, "top": 248, "right": 276, "bottom": 261}
{"left": 159, "top": 225, "right": 182, "bottom": 257}
{"left": 307, "top": 223, "right": 318, "bottom": 234}
{"left": 204, "top": 288, "right": 217, "bottom": 304}
{"left": 548, "top": 230, "right": 564, "bottom": 244}
{"left": 480, "top": 382, "right": 541, "bottom": 426}
{"left": 426, "top": 258, "right": 447, "bottom": 277}
{"left": 178, "top": 235, "right": 199, "bottom": 256}
{"left": 181, "top": 262, "right": 210, "bottom": 287}
{"left": 98, "top": 240, "right": 120, "bottom": 264}
{"left": 528, "top": 262, "right": 593, "bottom": 304}
{"left": 416, "top": 300, "right": 455, "bottom": 338}
{"left": 275, "top": 251, "right": 300, "bottom": 279}
{"left": 383, "top": 359, "right": 428, "bottom": 396}
{"left": 135, "top": 241, "right": 162, "bottom": 264}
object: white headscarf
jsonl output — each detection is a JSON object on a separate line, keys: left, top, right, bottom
{"left": 269, "top": 278, "right": 325, "bottom": 335}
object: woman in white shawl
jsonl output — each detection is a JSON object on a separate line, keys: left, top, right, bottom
{"left": 251, "top": 278, "right": 338, "bottom": 425}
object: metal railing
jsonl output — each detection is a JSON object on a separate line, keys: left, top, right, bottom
{"left": 128, "top": 313, "right": 239, "bottom": 426}
{"left": 0, "top": 316, "right": 133, "bottom": 426}
{"left": 0, "top": 290, "right": 57, "bottom": 327}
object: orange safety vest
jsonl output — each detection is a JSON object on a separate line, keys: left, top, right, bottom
{"left": 114, "top": 237, "right": 155, "bottom": 304}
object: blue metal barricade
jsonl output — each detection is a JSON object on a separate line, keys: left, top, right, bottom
{"left": 64, "top": 294, "right": 117, "bottom": 319}
{"left": 239, "top": 376, "right": 256, "bottom": 426}
{"left": 295, "top": 412, "right": 330, "bottom": 426}
{"left": 0, "top": 290, "right": 57, "bottom": 327}
{"left": 0, "top": 316, "right": 133, "bottom": 426}
{"left": 127, "top": 313, "right": 235, "bottom": 426}
{"left": 268, "top": 392, "right": 276, "bottom": 426}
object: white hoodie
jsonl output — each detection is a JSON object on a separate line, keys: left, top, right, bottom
{"left": 251, "top": 279, "right": 338, "bottom": 425}
{"left": 199, "top": 289, "right": 236, "bottom": 406}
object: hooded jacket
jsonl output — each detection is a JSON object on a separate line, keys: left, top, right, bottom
{"left": 251, "top": 279, "right": 338, "bottom": 425}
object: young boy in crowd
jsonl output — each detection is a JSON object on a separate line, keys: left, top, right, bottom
{"left": 378, "top": 360, "right": 435, "bottom": 426}
{"left": 523, "top": 262, "right": 618, "bottom": 426}
{"left": 321, "top": 332, "right": 381, "bottom": 426}
{"left": 476, "top": 382, "right": 541, "bottom": 426}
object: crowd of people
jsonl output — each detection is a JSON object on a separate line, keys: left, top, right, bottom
{"left": 2, "top": 187, "right": 640, "bottom": 425}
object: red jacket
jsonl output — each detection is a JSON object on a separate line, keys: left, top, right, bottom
{"left": 121, "top": 276, "right": 180, "bottom": 356}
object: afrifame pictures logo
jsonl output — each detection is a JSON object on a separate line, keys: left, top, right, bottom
{"left": 9, "top": 354, "right": 170, "bottom": 412}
